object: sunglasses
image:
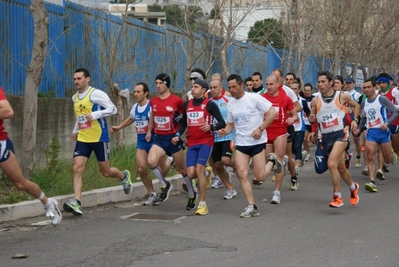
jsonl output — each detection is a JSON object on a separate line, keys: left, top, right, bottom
{"left": 190, "top": 77, "right": 199, "bottom": 81}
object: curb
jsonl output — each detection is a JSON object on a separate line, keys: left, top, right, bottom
{"left": 0, "top": 174, "right": 184, "bottom": 223}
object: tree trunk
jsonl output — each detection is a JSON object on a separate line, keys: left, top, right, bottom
{"left": 22, "top": 0, "right": 48, "bottom": 177}
{"left": 112, "top": 83, "right": 124, "bottom": 149}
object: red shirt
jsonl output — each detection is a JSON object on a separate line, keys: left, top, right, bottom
{"left": 262, "top": 90, "right": 295, "bottom": 129}
{"left": 186, "top": 98, "right": 214, "bottom": 147}
{"left": 150, "top": 94, "right": 183, "bottom": 135}
{"left": 0, "top": 87, "right": 8, "bottom": 140}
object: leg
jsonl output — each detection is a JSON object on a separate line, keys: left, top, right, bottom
{"left": 136, "top": 149, "right": 155, "bottom": 194}
{"left": 72, "top": 156, "right": 89, "bottom": 201}
{"left": 235, "top": 150, "right": 254, "bottom": 205}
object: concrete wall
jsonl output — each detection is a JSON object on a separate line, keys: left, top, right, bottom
{"left": 5, "top": 95, "right": 137, "bottom": 167}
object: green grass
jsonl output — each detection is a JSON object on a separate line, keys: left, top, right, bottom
{"left": 0, "top": 145, "right": 177, "bottom": 205}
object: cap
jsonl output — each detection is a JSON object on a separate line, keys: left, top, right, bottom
{"left": 345, "top": 77, "right": 355, "bottom": 83}
{"left": 192, "top": 78, "right": 209, "bottom": 89}
{"left": 155, "top": 73, "right": 170, "bottom": 88}
{"left": 190, "top": 71, "right": 204, "bottom": 80}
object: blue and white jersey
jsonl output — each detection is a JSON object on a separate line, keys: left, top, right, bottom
{"left": 361, "top": 95, "right": 390, "bottom": 129}
{"left": 211, "top": 94, "right": 235, "bottom": 142}
{"left": 130, "top": 101, "right": 152, "bottom": 143}
{"left": 293, "top": 96, "right": 306, "bottom": 132}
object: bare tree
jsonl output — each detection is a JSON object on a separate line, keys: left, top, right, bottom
{"left": 21, "top": 0, "right": 48, "bottom": 176}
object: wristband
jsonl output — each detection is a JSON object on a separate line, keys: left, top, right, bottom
{"left": 175, "top": 132, "right": 181, "bottom": 138}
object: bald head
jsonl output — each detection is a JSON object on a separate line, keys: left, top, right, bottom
{"left": 210, "top": 79, "right": 223, "bottom": 98}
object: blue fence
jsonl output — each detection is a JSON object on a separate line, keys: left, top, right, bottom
{"left": 0, "top": 0, "right": 350, "bottom": 96}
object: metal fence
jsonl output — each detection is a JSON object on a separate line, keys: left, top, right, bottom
{"left": 0, "top": 0, "right": 343, "bottom": 97}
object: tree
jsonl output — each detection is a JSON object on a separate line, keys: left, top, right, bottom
{"left": 22, "top": 0, "right": 48, "bottom": 176}
{"left": 247, "top": 18, "right": 286, "bottom": 49}
{"left": 165, "top": 4, "right": 204, "bottom": 31}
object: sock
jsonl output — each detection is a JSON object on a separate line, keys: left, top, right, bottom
{"left": 356, "top": 155, "right": 361, "bottom": 159}
{"left": 183, "top": 176, "right": 195, "bottom": 197}
{"left": 44, "top": 200, "right": 51, "bottom": 209}
{"left": 291, "top": 176, "right": 297, "bottom": 181}
{"left": 335, "top": 192, "right": 342, "bottom": 198}
{"left": 151, "top": 166, "right": 166, "bottom": 187}
{"left": 253, "top": 204, "right": 257, "bottom": 209}
{"left": 370, "top": 180, "right": 375, "bottom": 184}
{"left": 199, "top": 201, "right": 206, "bottom": 206}
{"left": 349, "top": 183, "right": 356, "bottom": 191}
{"left": 38, "top": 191, "right": 45, "bottom": 200}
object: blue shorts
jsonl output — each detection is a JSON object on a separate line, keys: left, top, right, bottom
{"left": 389, "top": 125, "right": 399, "bottom": 135}
{"left": 153, "top": 134, "right": 183, "bottom": 155}
{"left": 366, "top": 128, "right": 391, "bottom": 144}
{"left": 136, "top": 140, "right": 152, "bottom": 153}
{"left": 0, "top": 138, "right": 14, "bottom": 163}
{"left": 73, "top": 141, "right": 109, "bottom": 162}
{"left": 186, "top": 144, "right": 212, "bottom": 167}
{"left": 321, "top": 130, "right": 348, "bottom": 154}
{"left": 235, "top": 143, "right": 265, "bottom": 157}
{"left": 314, "top": 142, "right": 328, "bottom": 174}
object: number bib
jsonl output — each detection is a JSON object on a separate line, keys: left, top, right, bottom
{"left": 77, "top": 115, "right": 92, "bottom": 130}
{"left": 135, "top": 120, "right": 149, "bottom": 134}
{"left": 321, "top": 114, "right": 339, "bottom": 129}
{"left": 368, "top": 117, "right": 382, "bottom": 128}
{"left": 154, "top": 116, "right": 171, "bottom": 131}
{"left": 187, "top": 111, "right": 205, "bottom": 126}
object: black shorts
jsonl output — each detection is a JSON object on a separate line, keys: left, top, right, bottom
{"left": 235, "top": 143, "right": 265, "bottom": 157}
{"left": 321, "top": 130, "right": 348, "bottom": 154}
{"left": 305, "top": 125, "right": 311, "bottom": 132}
{"left": 287, "top": 125, "right": 295, "bottom": 143}
{"left": 211, "top": 140, "right": 234, "bottom": 162}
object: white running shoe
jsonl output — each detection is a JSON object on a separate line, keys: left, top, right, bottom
{"left": 224, "top": 188, "right": 237, "bottom": 200}
{"left": 271, "top": 191, "right": 281, "bottom": 204}
{"left": 46, "top": 197, "right": 62, "bottom": 226}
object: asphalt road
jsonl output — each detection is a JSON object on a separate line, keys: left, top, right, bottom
{"left": 1, "top": 147, "right": 399, "bottom": 267}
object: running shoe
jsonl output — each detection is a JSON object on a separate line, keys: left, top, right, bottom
{"left": 361, "top": 166, "right": 369, "bottom": 176}
{"left": 205, "top": 166, "right": 213, "bottom": 189}
{"left": 383, "top": 164, "right": 390, "bottom": 173}
{"left": 186, "top": 193, "right": 197, "bottom": 210}
{"left": 271, "top": 175, "right": 276, "bottom": 182}
{"left": 271, "top": 190, "right": 281, "bottom": 204}
{"left": 365, "top": 182, "right": 378, "bottom": 192}
{"left": 224, "top": 188, "right": 237, "bottom": 200}
{"left": 355, "top": 158, "right": 361, "bottom": 168}
{"left": 345, "top": 150, "right": 353, "bottom": 169}
{"left": 376, "top": 169, "right": 385, "bottom": 180}
{"left": 283, "top": 155, "right": 288, "bottom": 175}
{"left": 268, "top": 153, "right": 282, "bottom": 173}
{"left": 391, "top": 148, "right": 398, "bottom": 165}
{"left": 240, "top": 205, "right": 260, "bottom": 218}
{"left": 211, "top": 176, "right": 223, "bottom": 188}
{"left": 45, "top": 198, "right": 62, "bottom": 226}
{"left": 329, "top": 194, "right": 344, "bottom": 208}
{"left": 350, "top": 182, "right": 359, "bottom": 206}
{"left": 121, "top": 170, "right": 133, "bottom": 194}
{"left": 252, "top": 177, "right": 264, "bottom": 185}
{"left": 304, "top": 153, "right": 311, "bottom": 162}
{"left": 301, "top": 151, "right": 308, "bottom": 167}
{"left": 63, "top": 199, "right": 83, "bottom": 216}
{"left": 143, "top": 193, "right": 159, "bottom": 206}
{"left": 159, "top": 181, "right": 173, "bottom": 202}
{"left": 290, "top": 178, "right": 299, "bottom": 191}
{"left": 195, "top": 203, "right": 208, "bottom": 215}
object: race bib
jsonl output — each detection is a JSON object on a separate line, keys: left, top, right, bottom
{"left": 320, "top": 114, "right": 338, "bottom": 129}
{"left": 273, "top": 106, "right": 280, "bottom": 120}
{"left": 135, "top": 120, "right": 149, "bottom": 134}
{"left": 368, "top": 117, "right": 381, "bottom": 128}
{"left": 187, "top": 111, "right": 205, "bottom": 126}
{"left": 154, "top": 116, "right": 171, "bottom": 131}
{"left": 77, "top": 115, "right": 92, "bottom": 130}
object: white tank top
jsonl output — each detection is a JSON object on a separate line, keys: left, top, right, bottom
{"left": 316, "top": 91, "right": 347, "bottom": 134}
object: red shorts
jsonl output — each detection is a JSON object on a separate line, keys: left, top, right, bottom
{"left": 266, "top": 128, "right": 288, "bottom": 145}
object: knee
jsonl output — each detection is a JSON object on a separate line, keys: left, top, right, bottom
{"left": 214, "top": 161, "right": 224, "bottom": 172}
{"left": 73, "top": 164, "right": 84, "bottom": 175}
{"left": 13, "top": 179, "right": 28, "bottom": 191}
{"left": 187, "top": 169, "right": 196, "bottom": 179}
{"left": 137, "top": 165, "right": 147, "bottom": 174}
{"left": 100, "top": 169, "right": 112, "bottom": 177}
{"left": 327, "top": 160, "right": 338, "bottom": 170}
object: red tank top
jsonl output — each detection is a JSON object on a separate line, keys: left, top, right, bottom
{"left": 186, "top": 98, "right": 214, "bottom": 147}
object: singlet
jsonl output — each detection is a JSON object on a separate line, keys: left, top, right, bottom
{"left": 380, "top": 85, "right": 399, "bottom": 126}
{"left": 73, "top": 87, "right": 110, "bottom": 143}
{"left": 361, "top": 95, "right": 389, "bottom": 129}
{"left": 186, "top": 98, "right": 214, "bottom": 147}
{"left": 261, "top": 91, "right": 294, "bottom": 129}
{"left": 315, "top": 91, "right": 347, "bottom": 134}
{"left": 130, "top": 101, "right": 151, "bottom": 143}
{"left": 0, "top": 87, "right": 8, "bottom": 140}
{"left": 211, "top": 94, "right": 235, "bottom": 142}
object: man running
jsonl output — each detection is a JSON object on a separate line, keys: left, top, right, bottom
{"left": 308, "top": 71, "right": 360, "bottom": 208}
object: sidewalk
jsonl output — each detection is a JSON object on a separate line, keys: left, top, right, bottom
{"left": 0, "top": 174, "right": 183, "bottom": 223}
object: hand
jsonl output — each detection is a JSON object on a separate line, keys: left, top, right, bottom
{"left": 145, "top": 131, "right": 151, "bottom": 142}
{"left": 199, "top": 123, "right": 211, "bottom": 132}
{"left": 251, "top": 128, "right": 262, "bottom": 139}
{"left": 286, "top": 117, "right": 295, "bottom": 125}
{"left": 350, "top": 120, "right": 358, "bottom": 131}
{"left": 308, "top": 132, "right": 317, "bottom": 144}
{"left": 218, "top": 129, "right": 226, "bottom": 138}
{"left": 171, "top": 136, "right": 179, "bottom": 145}
{"left": 84, "top": 113, "right": 94, "bottom": 122}
{"left": 309, "top": 114, "right": 316, "bottom": 123}
{"left": 71, "top": 133, "right": 77, "bottom": 141}
{"left": 353, "top": 128, "right": 360, "bottom": 136}
{"left": 110, "top": 126, "right": 119, "bottom": 134}
{"left": 380, "top": 123, "right": 389, "bottom": 131}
